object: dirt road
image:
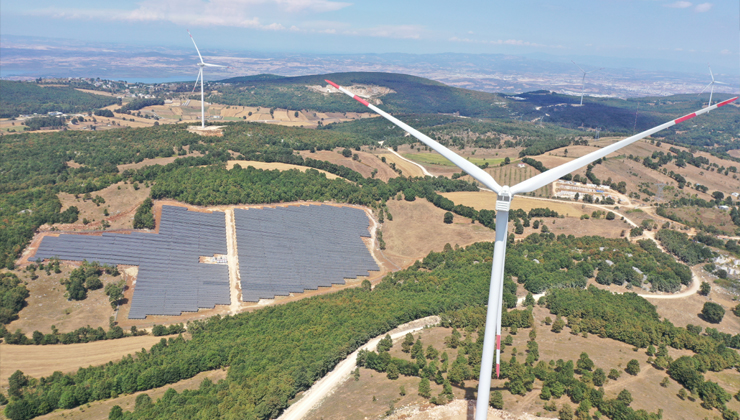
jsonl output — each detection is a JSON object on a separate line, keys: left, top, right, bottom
{"left": 387, "top": 148, "right": 432, "bottom": 177}
{"left": 278, "top": 316, "right": 440, "bottom": 420}
{"left": 224, "top": 209, "right": 241, "bottom": 315}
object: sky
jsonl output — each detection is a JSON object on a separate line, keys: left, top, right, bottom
{"left": 2, "top": 0, "right": 739, "bottom": 74}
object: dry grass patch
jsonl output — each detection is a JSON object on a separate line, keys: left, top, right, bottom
{"left": 439, "top": 192, "right": 587, "bottom": 218}
{"left": 225, "top": 160, "right": 340, "bottom": 179}
{"left": 57, "top": 181, "right": 150, "bottom": 230}
{"left": 298, "top": 150, "right": 398, "bottom": 181}
{"left": 0, "top": 334, "right": 165, "bottom": 388}
{"left": 5, "top": 263, "right": 122, "bottom": 336}
{"left": 381, "top": 199, "right": 495, "bottom": 268}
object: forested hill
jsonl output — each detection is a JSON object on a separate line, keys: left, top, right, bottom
{"left": 216, "top": 73, "right": 739, "bottom": 151}
{"left": 0, "top": 81, "right": 119, "bottom": 118}
{"left": 216, "top": 72, "right": 512, "bottom": 119}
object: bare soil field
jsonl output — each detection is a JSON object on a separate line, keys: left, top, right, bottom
{"left": 381, "top": 199, "right": 496, "bottom": 268}
{"left": 5, "top": 262, "right": 123, "bottom": 335}
{"left": 439, "top": 192, "right": 588, "bottom": 218}
{"left": 73, "top": 88, "right": 119, "bottom": 97}
{"left": 298, "top": 149, "right": 398, "bottom": 181}
{"left": 310, "top": 304, "right": 733, "bottom": 420}
{"left": 456, "top": 165, "right": 550, "bottom": 197}
{"left": 646, "top": 268, "right": 740, "bottom": 335}
{"left": 225, "top": 160, "right": 340, "bottom": 179}
{"left": 116, "top": 150, "right": 204, "bottom": 172}
{"left": 57, "top": 181, "right": 151, "bottom": 231}
{"left": 33, "top": 369, "right": 227, "bottom": 420}
{"left": 0, "top": 335, "right": 165, "bottom": 388}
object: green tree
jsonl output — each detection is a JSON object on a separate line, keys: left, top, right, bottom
{"left": 593, "top": 368, "right": 606, "bottom": 386}
{"left": 490, "top": 390, "right": 504, "bottom": 409}
{"left": 443, "top": 212, "right": 454, "bottom": 224}
{"left": 8, "top": 370, "right": 27, "bottom": 398}
{"left": 402, "top": 332, "right": 414, "bottom": 353}
{"left": 109, "top": 406, "right": 124, "bottom": 420}
{"left": 701, "top": 302, "right": 725, "bottom": 323}
{"left": 377, "top": 334, "right": 393, "bottom": 352}
{"left": 418, "top": 377, "right": 431, "bottom": 398}
{"left": 625, "top": 359, "right": 640, "bottom": 376}
{"left": 386, "top": 362, "right": 400, "bottom": 380}
{"left": 618, "top": 389, "right": 633, "bottom": 405}
{"left": 576, "top": 352, "right": 594, "bottom": 372}
{"left": 559, "top": 403, "right": 574, "bottom": 420}
{"left": 699, "top": 281, "right": 711, "bottom": 296}
{"left": 608, "top": 369, "right": 621, "bottom": 380}
{"left": 524, "top": 292, "right": 535, "bottom": 307}
{"left": 552, "top": 317, "right": 565, "bottom": 333}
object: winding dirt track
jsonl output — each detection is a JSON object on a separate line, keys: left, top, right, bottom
{"left": 278, "top": 316, "right": 440, "bottom": 420}
{"left": 387, "top": 147, "right": 432, "bottom": 177}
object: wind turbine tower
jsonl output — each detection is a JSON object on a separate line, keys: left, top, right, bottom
{"left": 572, "top": 61, "right": 604, "bottom": 106}
{"left": 324, "top": 79, "right": 736, "bottom": 420}
{"left": 188, "top": 30, "right": 226, "bottom": 129}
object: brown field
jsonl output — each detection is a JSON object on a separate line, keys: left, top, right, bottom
{"left": 310, "top": 304, "right": 736, "bottom": 420}
{"left": 225, "top": 160, "right": 340, "bottom": 179}
{"left": 381, "top": 199, "right": 496, "bottom": 268}
{"left": 34, "top": 370, "right": 227, "bottom": 420}
{"left": 663, "top": 206, "right": 737, "bottom": 235}
{"left": 376, "top": 149, "right": 427, "bottom": 178}
{"left": 439, "top": 192, "right": 588, "bottom": 218}
{"left": 298, "top": 149, "right": 399, "bottom": 181}
{"left": 73, "top": 88, "right": 119, "bottom": 97}
{"left": 647, "top": 268, "right": 740, "bottom": 335}
{"left": 0, "top": 335, "right": 164, "bottom": 388}
{"left": 56, "top": 181, "right": 151, "bottom": 231}
{"left": 4, "top": 263, "right": 122, "bottom": 336}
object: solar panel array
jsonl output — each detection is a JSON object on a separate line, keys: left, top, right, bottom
{"left": 235, "top": 205, "right": 378, "bottom": 302}
{"left": 34, "top": 206, "right": 230, "bottom": 319}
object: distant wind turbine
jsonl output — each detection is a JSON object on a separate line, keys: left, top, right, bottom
{"left": 572, "top": 60, "right": 604, "bottom": 106}
{"left": 699, "top": 64, "right": 728, "bottom": 107}
{"left": 188, "top": 30, "right": 226, "bottom": 129}
{"left": 324, "top": 78, "right": 736, "bottom": 420}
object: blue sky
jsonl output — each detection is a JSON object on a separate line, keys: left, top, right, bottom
{"left": 2, "top": 0, "right": 739, "bottom": 73}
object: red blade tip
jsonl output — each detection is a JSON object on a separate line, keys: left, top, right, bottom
{"left": 325, "top": 80, "right": 339, "bottom": 89}
{"left": 717, "top": 97, "right": 738, "bottom": 107}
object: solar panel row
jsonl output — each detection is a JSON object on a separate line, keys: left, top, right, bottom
{"left": 33, "top": 206, "right": 230, "bottom": 319}
{"left": 235, "top": 205, "right": 378, "bottom": 302}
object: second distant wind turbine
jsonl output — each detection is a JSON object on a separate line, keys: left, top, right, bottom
{"left": 699, "top": 64, "right": 727, "bottom": 107}
{"left": 572, "top": 60, "right": 604, "bottom": 106}
{"left": 188, "top": 30, "right": 226, "bottom": 129}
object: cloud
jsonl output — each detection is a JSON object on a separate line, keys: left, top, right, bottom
{"left": 29, "top": 0, "right": 351, "bottom": 30}
{"left": 664, "top": 1, "right": 692, "bottom": 8}
{"left": 694, "top": 3, "right": 712, "bottom": 12}
{"left": 449, "top": 36, "right": 561, "bottom": 48}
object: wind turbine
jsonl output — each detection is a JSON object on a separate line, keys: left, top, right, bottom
{"left": 699, "top": 65, "right": 728, "bottom": 107}
{"left": 324, "top": 79, "right": 736, "bottom": 420}
{"left": 572, "top": 61, "right": 604, "bottom": 106}
{"left": 188, "top": 30, "right": 226, "bottom": 129}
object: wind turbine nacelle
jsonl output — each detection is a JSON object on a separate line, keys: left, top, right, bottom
{"left": 197, "top": 63, "right": 206, "bottom": 67}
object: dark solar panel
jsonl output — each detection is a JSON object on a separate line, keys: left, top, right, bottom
{"left": 235, "top": 205, "right": 378, "bottom": 302}
{"left": 33, "top": 206, "right": 229, "bottom": 319}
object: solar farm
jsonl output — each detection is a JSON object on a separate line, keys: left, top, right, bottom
{"left": 32, "top": 204, "right": 378, "bottom": 319}
{"left": 236, "top": 205, "right": 378, "bottom": 302}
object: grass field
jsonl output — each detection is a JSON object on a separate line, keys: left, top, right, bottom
{"left": 225, "top": 160, "right": 341, "bottom": 179}
{"left": 402, "top": 153, "right": 508, "bottom": 167}
{"left": 309, "top": 304, "right": 735, "bottom": 420}
{"left": 377, "top": 151, "right": 427, "bottom": 178}
{"left": 440, "top": 191, "right": 586, "bottom": 216}
{"left": 0, "top": 335, "right": 165, "bottom": 387}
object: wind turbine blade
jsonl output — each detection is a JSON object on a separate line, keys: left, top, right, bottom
{"left": 571, "top": 60, "right": 586, "bottom": 74}
{"left": 326, "top": 79, "right": 503, "bottom": 194}
{"left": 714, "top": 81, "right": 729, "bottom": 85}
{"left": 203, "top": 63, "right": 226, "bottom": 68}
{"left": 709, "top": 65, "right": 715, "bottom": 82}
{"left": 698, "top": 81, "right": 713, "bottom": 95}
{"left": 192, "top": 70, "right": 201, "bottom": 93}
{"left": 187, "top": 30, "right": 205, "bottom": 64}
{"left": 511, "top": 97, "right": 738, "bottom": 194}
